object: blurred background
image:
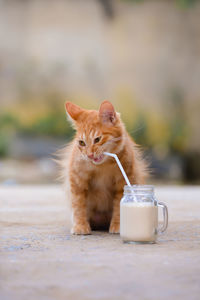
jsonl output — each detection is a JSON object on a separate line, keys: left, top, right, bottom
{"left": 0, "top": 0, "right": 200, "bottom": 185}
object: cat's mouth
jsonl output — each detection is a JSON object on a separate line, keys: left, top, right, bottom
{"left": 91, "top": 154, "right": 105, "bottom": 165}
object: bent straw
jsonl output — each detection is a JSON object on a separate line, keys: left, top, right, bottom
{"left": 104, "top": 152, "right": 137, "bottom": 201}
{"left": 103, "top": 152, "right": 131, "bottom": 187}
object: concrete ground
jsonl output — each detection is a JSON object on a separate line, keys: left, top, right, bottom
{"left": 0, "top": 185, "right": 200, "bottom": 300}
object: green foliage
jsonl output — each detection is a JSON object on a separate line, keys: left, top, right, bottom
{"left": 122, "top": 0, "right": 197, "bottom": 8}
{"left": 19, "top": 111, "right": 74, "bottom": 138}
{"left": 0, "top": 133, "right": 9, "bottom": 157}
{"left": 130, "top": 114, "right": 148, "bottom": 146}
{"left": 167, "top": 89, "right": 188, "bottom": 153}
{"left": 0, "top": 97, "right": 74, "bottom": 143}
{"left": 176, "top": 0, "right": 197, "bottom": 8}
{"left": 0, "top": 89, "right": 190, "bottom": 158}
{"left": 0, "top": 113, "right": 19, "bottom": 156}
{"left": 0, "top": 113, "right": 19, "bottom": 133}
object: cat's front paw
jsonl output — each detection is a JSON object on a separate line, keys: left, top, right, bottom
{"left": 71, "top": 223, "right": 91, "bottom": 235}
{"left": 109, "top": 222, "right": 120, "bottom": 234}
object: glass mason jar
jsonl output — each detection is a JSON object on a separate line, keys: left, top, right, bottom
{"left": 120, "top": 185, "right": 168, "bottom": 244}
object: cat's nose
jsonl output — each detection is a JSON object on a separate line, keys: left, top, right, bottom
{"left": 88, "top": 154, "right": 94, "bottom": 160}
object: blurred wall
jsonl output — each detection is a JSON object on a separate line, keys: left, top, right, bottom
{"left": 0, "top": 0, "right": 200, "bottom": 183}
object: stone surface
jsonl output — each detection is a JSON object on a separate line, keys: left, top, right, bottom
{"left": 0, "top": 185, "right": 200, "bottom": 300}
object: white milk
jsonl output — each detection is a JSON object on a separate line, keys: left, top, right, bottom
{"left": 120, "top": 202, "right": 158, "bottom": 243}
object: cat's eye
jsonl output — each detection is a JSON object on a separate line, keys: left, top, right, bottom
{"left": 94, "top": 136, "right": 101, "bottom": 144}
{"left": 79, "top": 140, "right": 86, "bottom": 147}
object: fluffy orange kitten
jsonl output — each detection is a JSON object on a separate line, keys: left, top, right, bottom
{"left": 62, "top": 100, "right": 148, "bottom": 235}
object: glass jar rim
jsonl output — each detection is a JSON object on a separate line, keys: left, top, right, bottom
{"left": 124, "top": 185, "right": 155, "bottom": 193}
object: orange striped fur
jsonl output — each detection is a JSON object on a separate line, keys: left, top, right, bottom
{"left": 61, "top": 100, "right": 148, "bottom": 234}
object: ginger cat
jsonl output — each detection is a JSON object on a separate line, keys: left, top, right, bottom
{"left": 62, "top": 100, "right": 148, "bottom": 235}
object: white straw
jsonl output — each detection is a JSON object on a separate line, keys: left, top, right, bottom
{"left": 104, "top": 152, "right": 137, "bottom": 201}
{"left": 103, "top": 152, "right": 131, "bottom": 187}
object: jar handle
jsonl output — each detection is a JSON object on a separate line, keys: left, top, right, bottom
{"left": 157, "top": 202, "right": 168, "bottom": 233}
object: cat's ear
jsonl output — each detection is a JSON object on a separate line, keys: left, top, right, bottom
{"left": 99, "top": 100, "right": 116, "bottom": 125}
{"left": 65, "top": 102, "right": 82, "bottom": 121}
